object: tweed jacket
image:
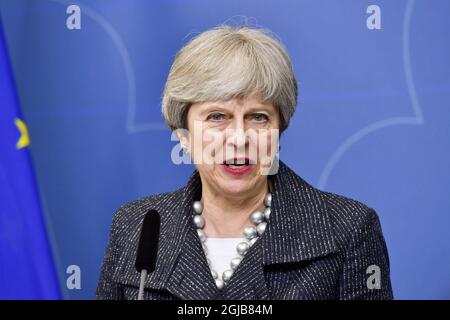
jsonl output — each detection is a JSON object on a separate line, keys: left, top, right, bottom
{"left": 96, "top": 160, "right": 393, "bottom": 300}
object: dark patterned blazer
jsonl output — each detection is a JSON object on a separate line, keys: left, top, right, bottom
{"left": 96, "top": 160, "right": 393, "bottom": 300}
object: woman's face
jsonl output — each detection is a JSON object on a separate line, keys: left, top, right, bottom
{"left": 183, "top": 93, "right": 280, "bottom": 197}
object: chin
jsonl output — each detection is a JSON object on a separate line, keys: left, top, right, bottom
{"left": 217, "top": 180, "right": 252, "bottom": 196}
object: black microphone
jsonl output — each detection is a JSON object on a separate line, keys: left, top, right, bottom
{"left": 135, "top": 209, "right": 160, "bottom": 300}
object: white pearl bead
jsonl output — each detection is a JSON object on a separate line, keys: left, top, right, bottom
{"left": 193, "top": 215, "right": 205, "bottom": 228}
{"left": 211, "top": 270, "right": 218, "bottom": 279}
{"left": 192, "top": 201, "right": 203, "bottom": 214}
{"left": 236, "top": 242, "right": 250, "bottom": 256}
{"left": 215, "top": 279, "right": 224, "bottom": 290}
{"left": 250, "top": 211, "right": 264, "bottom": 224}
{"left": 264, "top": 207, "right": 271, "bottom": 220}
{"left": 197, "top": 229, "right": 206, "bottom": 242}
{"left": 222, "top": 269, "right": 234, "bottom": 283}
{"left": 243, "top": 226, "right": 257, "bottom": 240}
{"left": 264, "top": 193, "right": 272, "bottom": 207}
{"left": 256, "top": 222, "right": 267, "bottom": 235}
{"left": 249, "top": 237, "right": 258, "bottom": 246}
{"left": 230, "top": 257, "right": 242, "bottom": 270}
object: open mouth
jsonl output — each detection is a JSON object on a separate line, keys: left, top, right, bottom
{"left": 223, "top": 157, "right": 252, "bottom": 169}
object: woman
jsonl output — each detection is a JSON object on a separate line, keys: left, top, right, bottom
{"left": 96, "top": 25, "right": 393, "bottom": 300}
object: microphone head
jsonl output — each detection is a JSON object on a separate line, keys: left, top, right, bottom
{"left": 135, "top": 209, "right": 160, "bottom": 273}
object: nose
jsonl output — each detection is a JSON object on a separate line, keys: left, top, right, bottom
{"left": 225, "top": 117, "right": 249, "bottom": 152}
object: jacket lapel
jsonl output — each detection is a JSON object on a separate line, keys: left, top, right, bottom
{"left": 164, "top": 215, "right": 220, "bottom": 299}
{"left": 261, "top": 161, "right": 337, "bottom": 266}
{"left": 220, "top": 236, "right": 270, "bottom": 299}
{"left": 150, "top": 167, "right": 222, "bottom": 299}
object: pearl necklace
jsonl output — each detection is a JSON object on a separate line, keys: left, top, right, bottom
{"left": 192, "top": 193, "right": 272, "bottom": 290}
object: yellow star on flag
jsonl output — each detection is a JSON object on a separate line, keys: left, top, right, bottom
{"left": 15, "top": 118, "right": 30, "bottom": 149}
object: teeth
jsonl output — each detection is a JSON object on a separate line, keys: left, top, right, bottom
{"left": 225, "top": 159, "right": 247, "bottom": 165}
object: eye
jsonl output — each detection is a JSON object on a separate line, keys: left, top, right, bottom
{"left": 207, "top": 112, "right": 226, "bottom": 122}
{"left": 251, "top": 113, "right": 269, "bottom": 122}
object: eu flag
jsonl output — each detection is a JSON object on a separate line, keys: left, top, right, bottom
{"left": 0, "top": 20, "right": 61, "bottom": 299}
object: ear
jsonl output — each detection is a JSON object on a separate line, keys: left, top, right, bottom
{"left": 176, "top": 129, "right": 190, "bottom": 150}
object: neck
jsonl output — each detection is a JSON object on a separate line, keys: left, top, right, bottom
{"left": 199, "top": 179, "right": 269, "bottom": 238}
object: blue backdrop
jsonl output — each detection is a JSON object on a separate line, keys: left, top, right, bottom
{"left": 0, "top": 0, "right": 449, "bottom": 299}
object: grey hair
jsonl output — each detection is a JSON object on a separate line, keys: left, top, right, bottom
{"left": 161, "top": 24, "right": 298, "bottom": 133}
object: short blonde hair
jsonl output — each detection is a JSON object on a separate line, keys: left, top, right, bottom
{"left": 161, "top": 25, "right": 298, "bottom": 133}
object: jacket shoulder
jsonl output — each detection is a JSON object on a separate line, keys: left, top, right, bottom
{"left": 282, "top": 162, "right": 379, "bottom": 240}
{"left": 315, "top": 187, "right": 381, "bottom": 247}
{"left": 110, "top": 188, "right": 184, "bottom": 239}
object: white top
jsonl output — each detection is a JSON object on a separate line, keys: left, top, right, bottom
{"left": 204, "top": 237, "right": 246, "bottom": 280}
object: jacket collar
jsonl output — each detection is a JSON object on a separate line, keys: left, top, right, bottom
{"left": 262, "top": 160, "right": 337, "bottom": 265}
{"left": 113, "top": 160, "right": 337, "bottom": 299}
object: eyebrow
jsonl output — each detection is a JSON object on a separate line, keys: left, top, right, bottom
{"left": 200, "top": 104, "right": 274, "bottom": 115}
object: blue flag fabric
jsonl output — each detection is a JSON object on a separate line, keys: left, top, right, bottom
{"left": 0, "top": 20, "right": 61, "bottom": 299}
